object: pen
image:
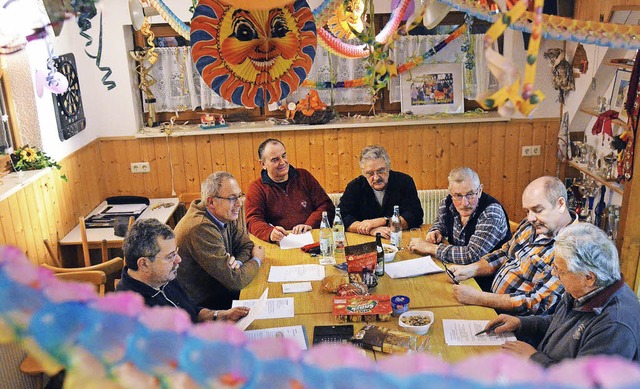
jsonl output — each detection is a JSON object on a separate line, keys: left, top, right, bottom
{"left": 475, "top": 322, "right": 505, "bottom": 336}
{"left": 442, "top": 261, "right": 459, "bottom": 285}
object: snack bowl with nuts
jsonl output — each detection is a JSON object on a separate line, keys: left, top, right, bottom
{"left": 398, "top": 310, "right": 434, "bottom": 335}
{"left": 382, "top": 244, "right": 398, "bottom": 262}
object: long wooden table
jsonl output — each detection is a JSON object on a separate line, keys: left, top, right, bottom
{"left": 241, "top": 229, "right": 502, "bottom": 362}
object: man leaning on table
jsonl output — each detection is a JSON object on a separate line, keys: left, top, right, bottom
{"left": 116, "top": 218, "right": 249, "bottom": 323}
{"left": 449, "top": 176, "right": 575, "bottom": 315}
{"left": 245, "top": 138, "right": 335, "bottom": 243}
{"left": 485, "top": 223, "right": 640, "bottom": 367}
{"left": 174, "top": 171, "right": 266, "bottom": 310}
{"left": 338, "top": 145, "right": 423, "bottom": 238}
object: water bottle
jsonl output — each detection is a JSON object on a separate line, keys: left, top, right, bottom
{"left": 319, "top": 211, "right": 335, "bottom": 264}
{"left": 333, "top": 207, "right": 345, "bottom": 253}
{"left": 390, "top": 205, "right": 402, "bottom": 248}
{"left": 375, "top": 232, "right": 384, "bottom": 276}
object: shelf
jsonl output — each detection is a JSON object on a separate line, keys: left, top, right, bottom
{"left": 567, "top": 160, "right": 624, "bottom": 196}
{"left": 606, "top": 60, "right": 634, "bottom": 70}
{"left": 578, "top": 107, "right": 627, "bottom": 127}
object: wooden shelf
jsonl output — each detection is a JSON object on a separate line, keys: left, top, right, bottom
{"left": 567, "top": 160, "right": 624, "bottom": 196}
{"left": 578, "top": 107, "right": 627, "bottom": 127}
{"left": 606, "top": 60, "right": 634, "bottom": 70}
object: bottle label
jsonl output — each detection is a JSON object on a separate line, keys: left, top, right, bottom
{"left": 320, "top": 238, "right": 329, "bottom": 253}
{"left": 390, "top": 231, "right": 402, "bottom": 247}
{"left": 333, "top": 231, "right": 345, "bottom": 250}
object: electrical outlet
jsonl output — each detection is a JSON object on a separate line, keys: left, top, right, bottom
{"left": 531, "top": 145, "right": 541, "bottom": 156}
{"left": 522, "top": 146, "right": 541, "bottom": 157}
{"left": 522, "top": 146, "right": 532, "bottom": 157}
{"left": 131, "top": 162, "right": 150, "bottom": 173}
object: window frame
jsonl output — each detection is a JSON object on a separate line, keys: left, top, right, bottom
{"left": 0, "top": 63, "right": 20, "bottom": 176}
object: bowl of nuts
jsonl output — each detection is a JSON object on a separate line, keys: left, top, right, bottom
{"left": 382, "top": 244, "right": 398, "bottom": 262}
{"left": 398, "top": 310, "right": 434, "bottom": 335}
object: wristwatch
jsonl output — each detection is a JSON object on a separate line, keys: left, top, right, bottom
{"left": 213, "top": 310, "right": 219, "bottom": 321}
{"left": 383, "top": 216, "right": 390, "bottom": 225}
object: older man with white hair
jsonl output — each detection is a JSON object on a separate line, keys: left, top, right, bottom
{"left": 485, "top": 223, "right": 640, "bottom": 367}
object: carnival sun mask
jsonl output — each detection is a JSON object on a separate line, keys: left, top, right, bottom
{"left": 191, "top": 0, "right": 316, "bottom": 107}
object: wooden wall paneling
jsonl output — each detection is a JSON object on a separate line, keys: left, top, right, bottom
{"left": 171, "top": 137, "right": 188, "bottom": 197}
{"left": 0, "top": 200, "right": 16, "bottom": 246}
{"left": 222, "top": 135, "right": 242, "bottom": 188}
{"left": 208, "top": 135, "right": 227, "bottom": 174}
{"left": 462, "top": 123, "right": 479, "bottom": 172}
{"left": 39, "top": 173, "right": 60, "bottom": 263}
{"left": 24, "top": 184, "right": 48, "bottom": 263}
{"left": 543, "top": 120, "right": 560, "bottom": 176}
{"left": 153, "top": 137, "right": 173, "bottom": 197}
{"left": 435, "top": 125, "right": 450, "bottom": 189}
{"left": 502, "top": 122, "right": 521, "bottom": 220}
{"left": 307, "top": 129, "right": 327, "bottom": 188}
{"left": 17, "top": 190, "right": 42, "bottom": 260}
{"left": 531, "top": 120, "right": 548, "bottom": 178}
{"left": 406, "top": 125, "right": 424, "bottom": 189}
{"left": 348, "top": 128, "right": 368, "bottom": 192}
{"left": 192, "top": 136, "right": 212, "bottom": 186}
{"left": 391, "top": 126, "right": 411, "bottom": 180}
{"left": 321, "top": 128, "right": 340, "bottom": 193}
{"left": 337, "top": 128, "right": 353, "bottom": 192}
{"left": 8, "top": 195, "right": 29, "bottom": 258}
{"left": 488, "top": 122, "right": 506, "bottom": 206}
{"left": 181, "top": 135, "right": 200, "bottom": 193}
{"left": 420, "top": 124, "right": 437, "bottom": 189}
{"left": 237, "top": 132, "right": 257, "bottom": 192}
{"left": 276, "top": 130, "right": 297, "bottom": 168}
{"left": 140, "top": 138, "right": 161, "bottom": 197}
{"left": 293, "top": 130, "right": 311, "bottom": 175}
{"left": 476, "top": 122, "right": 492, "bottom": 194}
{"left": 99, "top": 140, "right": 118, "bottom": 197}
{"left": 449, "top": 125, "right": 465, "bottom": 171}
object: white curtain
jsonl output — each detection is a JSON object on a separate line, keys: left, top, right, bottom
{"left": 146, "top": 34, "right": 489, "bottom": 112}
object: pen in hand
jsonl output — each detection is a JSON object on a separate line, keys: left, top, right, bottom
{"left": 475, "top": 322, "right": 505, "bottom": 336}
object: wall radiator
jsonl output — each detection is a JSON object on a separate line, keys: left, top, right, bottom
{"left": 328, "top": 189, "right": 448, "bottom": 226}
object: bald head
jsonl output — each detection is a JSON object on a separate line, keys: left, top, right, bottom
{"left": 522, "top": 176, "right": 571, "bottom": 237}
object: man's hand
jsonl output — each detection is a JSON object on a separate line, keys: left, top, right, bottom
{"left": 356, "top": 218, "right": 386, "bottom": 235}
{"left": 452, "top": 284, "right": 483, "bottom": 305}
{"left": 370, "top": 226, "right": 391, "bottom": 239}
{"left": 219, "top": 306, "right": 250, "bottom": 322}
{"left": 408, "top": 238, "right": 436, "bottom": 255}
{"left": 484, "top": 314, "right": 521, "bottom": 334}
{"left": 449, "top": 263, "right": 476, "bottom": 281}
{"left": 227, "top": 254, "right": 241, "bottom": 270}
{"left": 269, "top": 226, "right": 288, "bottom": 242}
{"left": 291, "top": 224, "right": 312, "bottom": 234}
{"left": 426, "top": 230, "right": 442, "bottom": 244}
{"left": 502, "top": 341, "right": 537, "bottom": 358}
{"left": 252, "top": 245, "right": 266, "bottom": 261}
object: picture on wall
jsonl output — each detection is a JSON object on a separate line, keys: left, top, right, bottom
{"left": 611, "top": 68, "right": 631, "bottom": 112}
{"left": 400, "top": 63, "right": 464, "bottom": 115}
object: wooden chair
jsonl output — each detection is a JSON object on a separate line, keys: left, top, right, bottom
{"left": 43, "top": 216, "right": 110, "bottom": 268}
{"left": 41, "top": 257, "right": 125, "bottom": 293}
{"left": 19, "top": 270, "right": 108, "bottom": 388}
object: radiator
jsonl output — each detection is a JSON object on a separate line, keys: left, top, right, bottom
{"left": 328, "top": 189, "right": 448, "bottom": 226}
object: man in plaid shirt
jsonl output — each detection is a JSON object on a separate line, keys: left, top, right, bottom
{"left": 449, "top": 176, "right": 576, "bottom": 315}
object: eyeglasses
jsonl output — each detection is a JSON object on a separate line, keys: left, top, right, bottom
{"left": 213, "top": 193, "right": 246, "bottom": 204}
{"left": 442, "top": 261, "right": 459, "bottom": 284}
{"left": 155, "top": 247, "right": 179, "bottom": 263}
{"left": 451, "top": 188, "right": 480, "bottom": 202}
{"left": 363, "top": 168, "right": 389, "bottom": 179}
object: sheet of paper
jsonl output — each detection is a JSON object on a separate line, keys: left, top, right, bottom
{"left": 105, "top": 204, "right": 147, "bottom": 214}
{"left": 232, "top": 297, "right": 294, "bottom": 319}
{"left": 443, "top": 319, "right": 517, "bottom": 346}
{"left": 244, "top": 325, "right": 308, "bottom": 350}
{"left": 268, "top": 265, "right": 326, "bottom": 283}
{"left": 235, "top": 288, "right": 268, "bottom": 331}
{"left": 279, "top": 231, "right": 314, "bottom": 249}
{"left": 384, "top": 256, "right": 444, "bottom": 278}
{"left": 282, "top": 282, "right": 312, "bottom": 293}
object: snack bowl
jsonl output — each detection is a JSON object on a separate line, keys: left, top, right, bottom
{"left": 398, "top": 310, "right": 434, "bottom": 335}
{"left": 382, "top": 244, "right": 398, "bottom": 262}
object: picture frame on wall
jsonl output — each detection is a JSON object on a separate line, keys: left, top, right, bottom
{"left": 611, "top": 68, "right": 631, "bottom": 113}
{"left": 400, "top": 63, "right": 464, "bottom": 115}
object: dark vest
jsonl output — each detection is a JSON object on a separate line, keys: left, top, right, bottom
{"left": 444, "top": 192, "right": 512, "bottom": 250}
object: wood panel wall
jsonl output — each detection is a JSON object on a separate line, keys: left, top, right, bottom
{"left": 0, "top": 141, "right": 104, "bottom": 265}
{"left": 574, "top": 0, "right": 640, "bottom": 21}
{"left": 100, "top": 119, "right": 560, "bottom": 225}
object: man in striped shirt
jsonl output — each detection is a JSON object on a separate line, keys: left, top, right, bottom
{"left": 449, "top": 176, "right": 575, "bottom": 315}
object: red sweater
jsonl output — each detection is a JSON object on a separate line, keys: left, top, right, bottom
{"left": 246, "top": 167, "right": 335, "bottom": 241}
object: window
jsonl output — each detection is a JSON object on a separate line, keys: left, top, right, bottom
{"left": 0, "top": 63, "right": 18, "bottom": 175}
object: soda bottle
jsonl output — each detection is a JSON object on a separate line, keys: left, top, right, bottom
{"left": 375, "top": 232, "right": 384, "bottom": 276}
{"left": 319, "top": 211, "right": 335, "bottom": 264}
{"left": 390, "top": 205, "right": 402, "bottom": 248}
{"left": 333, "top": 207, "right": 345, "bottom": 253}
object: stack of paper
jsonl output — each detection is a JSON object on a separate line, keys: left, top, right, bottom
{"left": 384, "top": 256, "right": 444, "bottom": 278}
{"left": 268, "top": 265, "right": 325, "bottom": 282}
{"left": 443, "top": 320, "right": 517, "bottom": 346}
{"left": 279, "top": 231, "right": 314, "bottom": 249}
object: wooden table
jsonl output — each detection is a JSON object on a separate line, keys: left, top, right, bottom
{"left": 241, "top": 229, "right": 502, "bottom": 362}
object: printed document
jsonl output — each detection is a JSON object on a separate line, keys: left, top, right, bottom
{"left": 279, "top": 231, "right": 314, "bottom": 249}
{"left": 443, "top": 319, "right": 517, "bottom": 346}
{"left": 105, "top": 204, "right": 147, "bottom": 214}
{"left": 236, "top": 288, "right": 268, "bottom": 331}
{"left": 245, "top": 325, "right": 308, "bottom": 350}
{"left": 232, "top": 297, "right": 294, "bottom": 319}
{"left": 268, "top": 264, "right": 325, "bottom": 282}
{"left": 282, "top": 282, "right": 313, "bottom": 293}
{"left": 384, "top": 256, "right": 444, "bottom": 278}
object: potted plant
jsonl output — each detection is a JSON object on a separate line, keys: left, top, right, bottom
{"left": 9, "top": 145, "right": 67, "bottom": 181}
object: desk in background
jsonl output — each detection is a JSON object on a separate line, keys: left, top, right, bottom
{"left": 59, "top": 197, "right": 178, "bottom": 266}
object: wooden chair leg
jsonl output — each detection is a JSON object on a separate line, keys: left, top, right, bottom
{"left": 79, "top": 216, "right": 91, "bottom": 267}
{"left": 100, "top": 239, "right": 109, "bottom": 263}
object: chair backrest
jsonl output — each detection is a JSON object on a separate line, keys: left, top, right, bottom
{"left": 42, "top": 257, "right": 125, "bottom": 293}
{"left": 78, "top": 216, "right": 110, "bottom": 267}
{"left": 55, "top": 270, "right": 107, "bottom": 296}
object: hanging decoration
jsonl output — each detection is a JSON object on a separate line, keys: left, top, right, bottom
{"left": 326, "top": 0, "right": 365, "bottom": 40}
{"left": 572, "top": 43, "right": 588, "bottom": 76}
{"left": 130, "top": 18, "right": 159, "bottom": 127}
{"left": 543, "top": 48, "right": 574, "bottom": 104}
{"left": 190, "top": 0, "right": 317, "bottom": 107}
{"left": 618, "top": 50, "right": 640, "bottom": 182}
{"left": 218, "top": 0, "right": 294, "bottom": 9}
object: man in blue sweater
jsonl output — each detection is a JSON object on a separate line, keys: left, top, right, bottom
{"left": 484, "top": 223, "right": 640, "bottom": 367}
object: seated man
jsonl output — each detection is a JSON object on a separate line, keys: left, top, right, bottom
{"left": 450, "top": 176, "right": 575, "bottom": 315}
{"left": 338, "top": 145, "right": 423, "bottom": 238}
{"left": 246, "top": 138, "right": 335, "bottom": 243}
{"left": 408, "top": 167, "right": 511, "bottom": 264}
{"left": 175, "top": 171, "right": 266, "bottom": 309}
{"left": 116, "top": 218, "right": 249, "bottom": 323}
{"left": 486, "top": 223, "right": 640, "bottom": 366}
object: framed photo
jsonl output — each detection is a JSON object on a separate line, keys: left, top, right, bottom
{"left": 400, "top": 63, "right": 464, "bottom": 115}
{"left": 611, "top": 69, "right": 631, "bottom": 112}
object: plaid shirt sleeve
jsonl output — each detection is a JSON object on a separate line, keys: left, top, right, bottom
{"left": 436, "top": 203, "right": 509, "bottom": 264}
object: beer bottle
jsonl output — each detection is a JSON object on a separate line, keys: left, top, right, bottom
{"left": 375, "top": 232, "right": 384, "bottom": 276}
{"left": 390, "top": 205, "right": 402, "bottom": 248}
{"left": 319, "top": 211, "right": 334, "bottom": 264}
{"left": 333, "top": 207, "right": 345, "bottom": 253}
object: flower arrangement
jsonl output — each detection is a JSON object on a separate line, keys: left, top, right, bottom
{"left": 9, "top": 145, "right": 67, "bottom": 181}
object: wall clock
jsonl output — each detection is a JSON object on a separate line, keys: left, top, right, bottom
{"left": 52, "top": 53, "right": 86, "bottom": 141}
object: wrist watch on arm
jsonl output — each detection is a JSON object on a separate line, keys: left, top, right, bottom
{"left": 213, "top": 310, "right": 219, "bottom": 321}
{"left": 383, "top": 216, "right": 389, "bottom": 226}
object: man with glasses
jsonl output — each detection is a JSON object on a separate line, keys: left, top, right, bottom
{"left": 175, "top": 171, "right": 266, "bottom": 309}
{"left": 117, "top": 218, "right": 250, "bottom": 323}
{"left": 483, "top": 223, "right": 640, "bottom": 366}
{"left": 449, "top": 176, "right": 575, "bottom": 315}
{"left": 338, "top": 145, "right": 423, "bottom": 238}
{"left": 408, "top": 167, "right": 511, "bottom": 290}
{"left": 246, "top": 138, "right": 334, "bottom": 242}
